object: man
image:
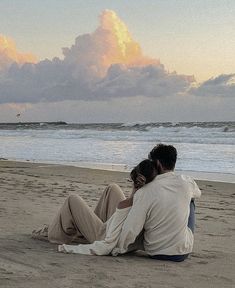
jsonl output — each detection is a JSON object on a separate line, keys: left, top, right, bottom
{"left": 113, "top": 144, "right": 201, "bottom": 261}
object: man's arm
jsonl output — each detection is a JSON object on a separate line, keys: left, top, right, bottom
{"left": 182, "top": 175, "right": 201, "bottom": 198}
{"left": 191, "top": 179, "right": 201, "bottom": 198}
{"left": 114, "top": 189, "right": 148, "bottom": 254}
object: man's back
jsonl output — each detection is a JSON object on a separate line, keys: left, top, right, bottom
{"left": 143, "top": 172, "right": 201, "bottom": 255}
{"left": 115, "top": 172, "right": 201, "bottom": 256}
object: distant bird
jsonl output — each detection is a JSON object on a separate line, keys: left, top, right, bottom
{"left": 16, "top": 113, "right": 21, "bottom": 118}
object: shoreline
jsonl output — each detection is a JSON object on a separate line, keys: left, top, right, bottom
{"left": 1, "top": 158, "right": 235, "bottom": 183}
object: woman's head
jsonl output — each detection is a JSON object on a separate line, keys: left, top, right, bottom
{"left": 130, "top": 159, "right": 157, "bottom": 188}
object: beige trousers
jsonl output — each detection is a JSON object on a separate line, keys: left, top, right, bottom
{"left": 48, "top": 183, "right": 126, "bottom": 244}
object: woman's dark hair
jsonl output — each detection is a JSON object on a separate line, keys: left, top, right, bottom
{"left": 148, "top": 144, "right": 177, "bottom": 170}
{"left": 130, "top": 159, "right": 157, "bottom": 187}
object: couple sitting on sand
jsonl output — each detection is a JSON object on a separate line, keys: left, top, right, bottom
{"left": 32, "top": 144, "right": 201, "bottom": 262}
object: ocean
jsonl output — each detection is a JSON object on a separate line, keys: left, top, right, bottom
{"left": 0, "top": 121, "right": 234, "bottom": 181}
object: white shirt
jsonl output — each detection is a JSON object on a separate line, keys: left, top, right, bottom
{"left": 112, "top": 172, "right": 201, "bottom": 256}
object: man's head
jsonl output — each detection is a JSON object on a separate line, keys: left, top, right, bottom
{"left": 148, "top": 144, "right": 177, "bottom": 173}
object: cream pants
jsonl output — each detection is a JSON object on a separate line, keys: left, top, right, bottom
{"left": 48, "top": 183, "right": 126, "bottom": 244}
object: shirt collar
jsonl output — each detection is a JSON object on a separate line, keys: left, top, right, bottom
{"left": 156, "top": 171, "right": 175, "bottom": 180}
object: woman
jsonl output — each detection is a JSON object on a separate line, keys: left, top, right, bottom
{"left": 58, "top": 159, "right": 157, "bottom": 255}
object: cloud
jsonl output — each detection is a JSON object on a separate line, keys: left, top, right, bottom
{"left": 94, "top": 64, "right": 194, "bottom": 98}
{"left": 0, "top": 10, "right": 194, "bottom": 104}
{"left": 190, "top": 74, "right": 235, "bottom": 98}
{"left": 0, "top": 35, "right": 37, "bottom": 72}
{"left": 62, "top": 10, "right": 160, "bottom": 79}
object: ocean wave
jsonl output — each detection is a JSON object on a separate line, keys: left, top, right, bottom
{"left": 0, "top": 125, "right": 234, "bottom": 145}
{"left": 0, "top": 121, "right": 234, "bottom": 131}
{"left": 0, "top": 121, "right": 235, "bottom": 175}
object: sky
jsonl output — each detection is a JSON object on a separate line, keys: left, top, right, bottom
{"left": 0, "top": 0, "right": 234, "bottom": 123}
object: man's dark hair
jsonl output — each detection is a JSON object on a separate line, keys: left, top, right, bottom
{"left": 130, "top": 159, "right": 157, "bottom": 186}
{"left": 148, "top": 144, "right": 177, "bottom": 170}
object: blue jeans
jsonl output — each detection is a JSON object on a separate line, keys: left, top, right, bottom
{"left": 150, "top": 200, "right": 195, "bottom": 262}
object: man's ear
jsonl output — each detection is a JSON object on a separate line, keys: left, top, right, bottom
{"left": 156, "top": 160, "right": 163, "bottom": 174}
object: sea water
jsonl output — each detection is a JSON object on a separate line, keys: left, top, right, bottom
{"left": 0, "top": 122, "right": 234, "bottom": 181}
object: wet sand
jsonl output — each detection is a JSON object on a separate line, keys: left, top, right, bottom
{"left": 0, "top": 160, "right": 234, "bottom": 288}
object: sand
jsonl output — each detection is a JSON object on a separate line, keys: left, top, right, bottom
{"left": 0, "top": 160, "right": 234, "bottom": 288}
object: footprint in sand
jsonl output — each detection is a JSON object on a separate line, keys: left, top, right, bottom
{"left": 0, "top": 268, "right": 14, "bottom": 275}
{"left": 200, "top": 215, "right": 216, "bottom": 221}
{"left": 49, "top": 262, "right": 61, "bottom": 267}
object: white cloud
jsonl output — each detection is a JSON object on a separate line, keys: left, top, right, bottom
{"left": 94, "top": 64, "right": 193, "bottom": 98}
{"left": 0, "top": 10, "right": 194, "bottom": 104}
{"left": 0, "top": 10, "right": 234, "bottom": 122}
{"left": 190, "top": 74, "right": 235, "bottom": 98}
{"left": 0, "top": 35, "right": 37, "bottom": 72}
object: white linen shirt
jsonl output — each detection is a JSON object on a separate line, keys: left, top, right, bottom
{"left": 112, "top": 172, "right": 201, "bottom": 256}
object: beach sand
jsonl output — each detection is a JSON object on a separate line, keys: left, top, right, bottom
{"left": 0, "top": 160, "right": 234, "bottom": 288}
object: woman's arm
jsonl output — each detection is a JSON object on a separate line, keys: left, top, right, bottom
{"left": 118, "top": 175, "right": 147, "bottom": 209}
{"left": 117, "top": 197, "right": 133, "bottom": 209}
